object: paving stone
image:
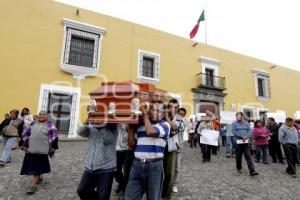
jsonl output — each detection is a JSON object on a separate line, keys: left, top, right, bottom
{"left": 0, "top": 141, "right": 299, "bottom": 200}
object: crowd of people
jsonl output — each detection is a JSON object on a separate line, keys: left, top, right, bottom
{"left": 0, "top": 101, "right": 299, "bottom": 199}
{"left": 188, "top": 112, "right": 300, "bottom": 178}
{"left": 77, "top": 98, "right": 186, "bottom": 200}
{"left": 0, "top": 108, "right": 59, "bottom": 194}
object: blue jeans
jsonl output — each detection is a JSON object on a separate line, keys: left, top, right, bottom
{"left": 77, "top": 168, "right": 114, "bottom": 200}
{"left": 256, "top": 145, "right": 268, "bottom": 162}
{"left": 124, "top": 159, "right": 164, "bottom": 200}
{"left": 226, "top": 136, "right": 236, "bottom": 155}
{"left": 0, "top": 136, "right": 17, "bottom": 162}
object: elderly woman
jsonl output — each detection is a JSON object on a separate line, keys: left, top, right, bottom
{"left": 20, "top": 111, "right": 59, "bottom": 194}
{"left": 0, "top": 109, "right": 23, "bottom": 167}
{"left": 197, "top": 115, "right": 215, "bottom": 163}
{"left": 11, "top": 108, "right": 34, "bottom": 150}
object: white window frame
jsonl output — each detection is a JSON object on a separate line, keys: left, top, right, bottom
{"left": 257, "top": 107, "right": 269, "bottom": 121}
{"left": 200, "top": 57, "right": 221, "bottom": 76}
{"left": 253, "top": 69, "right": 270, "bottom": 101}
{"left": 137, "top": 49, "right": 160, "bottom": 84}
{"left": 240, "top": 105, "right": 256, "bottom": 120}
{"left": 294, "top": 111, "right": 300, "bottom": 119}
{"left": 37, "top": 84, "right": 81, "bottom": 138}
{"left": 60, "top": 18, "right": 106, "bottom": 80}
{"left": 199, "top": 57, "right": 221, "bottom": 86}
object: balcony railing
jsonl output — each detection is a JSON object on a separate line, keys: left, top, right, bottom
{"left": 196, "top": 73, "right": 226, "bottom": 90}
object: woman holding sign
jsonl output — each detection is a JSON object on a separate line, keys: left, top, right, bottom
{"left": 198, "top": 115, "right": 217, "bottom": 163}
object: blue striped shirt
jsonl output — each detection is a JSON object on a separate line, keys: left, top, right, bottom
{"left": 135, "top": 120, "right": 170, "bottom": 159}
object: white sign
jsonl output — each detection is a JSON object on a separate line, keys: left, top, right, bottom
{"left": 294, "top": 111, "right": 300, "bottom": 120}
{"left": 220, "top": 111, "right": 236, "bottom": 124}
{"left": 266, "top": 112, "right": 286, "bottom": 123}
{"left": 236, "top": 139, "right": 249, "bottom": 144}
{"left": 196, "top": 113, "right": 206, "bottom": 121}
{"left": 199, "top": 129, "right": 219, "bottom": 146}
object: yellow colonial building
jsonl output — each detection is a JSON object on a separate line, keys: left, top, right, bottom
{"left": 1, "top": 0, "right": 300, "bottom": 138}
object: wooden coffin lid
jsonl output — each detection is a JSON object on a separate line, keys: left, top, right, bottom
{"left": 89, "top": 81, "right": 170, "bottom": 101}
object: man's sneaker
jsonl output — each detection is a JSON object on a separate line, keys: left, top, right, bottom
{"left": 292, "top": 174, "right": 297, "bottom": 178}
{"left": 250, "top": 172, "right": 259, "bottom": 176}
{"left": 237, "top": 169, "right": 243, "bottom": 174}
{"left": 0, "top": 161, "right": 5, "bottom": 167}
{"left": 263, "top": 161, "right": 269, "bottom": 165}
{"left": 226, "top": 154, "right": 231, "bottom": 158}
{"left": 172, "top": 186, "right": 178, "bottom": 193}
{"left": 26, "top": 186, "right": 37, "bottom": 195}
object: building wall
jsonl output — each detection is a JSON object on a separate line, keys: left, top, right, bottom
{"left": 0, "top": 0, "right": 299, "bottom": 136}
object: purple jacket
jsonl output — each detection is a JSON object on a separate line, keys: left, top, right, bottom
{"left": 22, "top": 121, "right": 59, "bottom": 149}
{"left": 252, "top": 127, "right": 270, "bottom": 145}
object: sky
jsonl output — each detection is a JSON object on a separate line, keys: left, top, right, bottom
{"left": 55, "top": 0, "right": 300, "bottom": 71}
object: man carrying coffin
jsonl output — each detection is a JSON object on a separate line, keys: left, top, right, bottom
{"left": 124, "top": 100, "right": 170, "bottom": 200}
{"left": 76, "top": 107, "right": 118, "bottom": 200}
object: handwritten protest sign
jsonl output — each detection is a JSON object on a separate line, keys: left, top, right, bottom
{"left": 200, "top": 129, "right": 220, "bottom": 146}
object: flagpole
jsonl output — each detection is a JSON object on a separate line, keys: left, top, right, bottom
{"left": 205, "top": 0, "right": 208, "bottom": 44}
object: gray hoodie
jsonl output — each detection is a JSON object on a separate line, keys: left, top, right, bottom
{"left": 278, "top": 125, "right": 298, "bottom": 145}
{"left": 78, "top": 124, "right": 118, "bottom": 171}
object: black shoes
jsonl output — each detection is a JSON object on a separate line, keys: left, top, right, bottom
{"left": 0, "top": 161, "right": 5, "bottom": 167}
{"left": 250, "top": 172, "right": 259, "bottom": 176}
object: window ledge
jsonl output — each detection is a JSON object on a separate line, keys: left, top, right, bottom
{"left": 257, "top": 96, "right": 269, "bottom": 102}
{"left": 61, "top": 63, "right": 99, "bottom": 79}
{"left": 138, "top": 76, "right": 159, "bottom": 84}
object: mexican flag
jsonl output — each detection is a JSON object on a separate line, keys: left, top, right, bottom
{"left": 189, "top": 10, "right": 205, "bottom": 39}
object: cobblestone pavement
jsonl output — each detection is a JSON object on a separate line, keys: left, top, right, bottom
{"left": 0, "top": 141, "right": 299, "bottom": 200}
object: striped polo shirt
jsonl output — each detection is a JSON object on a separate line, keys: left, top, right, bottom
{"left": 134, "top": 120, "right": 170, "bottom": 159}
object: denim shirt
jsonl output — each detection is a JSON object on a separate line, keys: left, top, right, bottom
{"left": 231, "top": 121, "right": 252, "bottom": 139}
{"left": 278, "top": 125, "right": 299, "bottom": 145}
{"left": 77, "top": 124, "right": 118, "bottom": 171}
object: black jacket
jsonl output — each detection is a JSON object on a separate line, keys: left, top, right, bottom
{"left": 267, "top": 123, "right": 280, "bottom": 144}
